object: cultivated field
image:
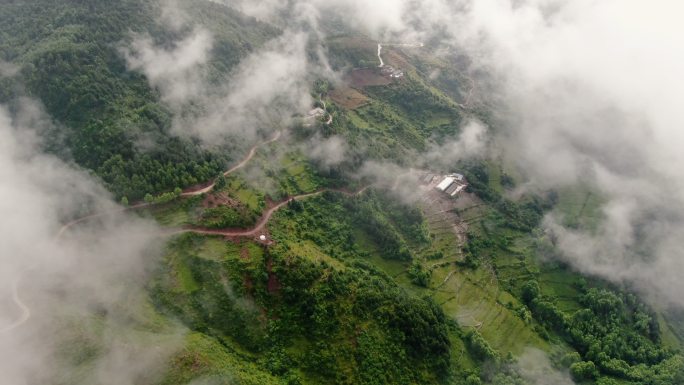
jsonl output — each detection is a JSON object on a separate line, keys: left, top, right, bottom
{"left": 329, "top": 86, "right": 369, "bottom": 109}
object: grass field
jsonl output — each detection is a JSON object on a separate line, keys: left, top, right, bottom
{"left": 554, "top": 185, "right": 605, "bottom": 231}
{"left": 227, "top": 178, "right": 264, "bottom": 210}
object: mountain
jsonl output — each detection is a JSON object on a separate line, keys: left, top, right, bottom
{"left": 1, "top": 1, "right": 682, "bottom": 385}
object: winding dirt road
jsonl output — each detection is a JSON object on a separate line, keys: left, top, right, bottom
{"left": 1, "top": 185, "right": 368, "bottom": 335}
{"left": 375, "top": 41, "right": 475, "bottom": 110}
{"left": 171, "top": 186, "right": 368, "bottom": 238}
{"left": 54, "top": 131, "right": 283, "bottom": 237}
{"left": 378, "top": 44, "right": 384, "bottom": 67}
{"left": 1, "top": 131, "right": 285, "bottom": 335}
{"left": 0, "top": 277, "right": 31, "bottom": 334}
{"left": 182, "top": 131, "right": 282, "bottom": 196}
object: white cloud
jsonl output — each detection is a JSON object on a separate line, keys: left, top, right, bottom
{"left": 0, "top": 100, "right": 178, "bottom": 384}
{"left": 176, "top": 30, "right": 314, "bottom": 142}
{"left": 123, "top": 27, "right": 214, "bottom": 105}
{"left": 422, "top": 119, "right": 488, "bottom": 169}
{"left": 306, "top": 135, "right": 349, "bottom": 169}
{"left": 448, "top": 0, "right": 684, "bottom": 307}
{"left": 123, "top": 0, "right": 684, "bottom": 308}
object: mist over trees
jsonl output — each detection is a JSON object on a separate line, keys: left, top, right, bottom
{"left": 2, "top": 0, "right": 684, "bottom": 384}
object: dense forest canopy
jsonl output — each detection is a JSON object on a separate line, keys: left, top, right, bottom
{"left": 0, "top": 0, "right": 278, "bottom": 201}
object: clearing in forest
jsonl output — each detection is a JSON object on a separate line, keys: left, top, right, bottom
{"left": 349, "top": 68, "right": 392, "bottom": 88}
{"left": 329, "top": 86, "right": 369, "bottom": 109}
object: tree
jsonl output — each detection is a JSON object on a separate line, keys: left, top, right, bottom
{"left": 561, "top": 352, "right": 582, "bottom": 367}
{"left": 466, "top": 374, "right": 482, "bottom": 385}
{"left": 214, "top": 174, "right": 227, "bottom": 191}
{"left": 570, "top": 361, "right": 598, "bottom": 381}
{"left": 120, "top": 196, "right": 129, "bottom": 206}
{"left": 408, "top": 262, "right": 431, "bottom": 287}
{"left": 521, "top": 280, "right": 540, "bottom": 304}
{"left": 466, "top": 331, "right": 499, "bottom": 362}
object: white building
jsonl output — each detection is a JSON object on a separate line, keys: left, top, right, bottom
{"left": 436, "top": 177, "right": 456, "bottom": 191}
{"left": 307, "top": 107, "right": 325, "bottom": 117}
{"left": 380, "top": 66, "right": 404, "bottom": 79}
{"left": 435, "top": 173, "right": 467, "bottom": 197}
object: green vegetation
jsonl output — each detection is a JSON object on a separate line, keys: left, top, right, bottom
{"left": 248, "top": 148, "right": 329, "bottom": 199}
{"left": 324, "top": 81, "right": 459, "bottom": 164}
{"left": 137, "top": 175, "right": 265, "bottom": 229}
{"left": 0, "top": 0, "right": 277, "bottom": 201}
{"left": 150, "top": 176, "right": 684, "bottom": 384}
{"left": 5, "top": 2, "right": 683, "bottom": 382}
{"left": 448, "top": 158, "right": 684, "bottom": 383}
{"left": 152, "top": 232, "right": 451, "bottom": 384}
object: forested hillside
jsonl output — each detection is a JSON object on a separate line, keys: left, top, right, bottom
{"left": 0, "top": 0, "right": 276, "bottom": 201}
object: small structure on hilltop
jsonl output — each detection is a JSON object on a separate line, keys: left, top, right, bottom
{"left": 257, "top": 234, "right": 274, "bottom": 246}
{"left": 307, "top": 107, "right": 325, "bottom": 118}
{"left": 416, "top": 171, "right": 468, "bottom": 198}
{"left": 303, "top": 107, "right": 326, "bottom": 127}
{"left": 421, "top": 173, "right": 440, "bottom": 185}
{"left": 380, "top": 65, "right": 404, "bottom": 79}
{"left": 434, "top": 173, "right": 468, "bottom": 197}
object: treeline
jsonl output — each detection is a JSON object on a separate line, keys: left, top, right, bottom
{"left": 462, "top": 161, "right": 554, "bottom": 232}
{"left": 272, "top": 190, "right": 429, "bottom": 263}
{"left": 520, "top": 280, "right": 684, "bottom": 383}
{"left": 454, "top": 159, "right": 684, "bottom": 383}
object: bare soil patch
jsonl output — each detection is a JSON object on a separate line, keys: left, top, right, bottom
{"left": 240, "top": 247, "right": 250, "bottom": 260}
{"left": 202, "top": 192, "right": 240, "bottom": 208}
{"left": 349, "top": 68, "right": 392, "bottom": 88}
{"left": 384, "top": 49, "right": 412, "bottom": 69}
{"left": 266, "top": 257, "right": 281, "bottom": 294}
{"left": 329, "top": 86, "right": 369, "bottom": 110}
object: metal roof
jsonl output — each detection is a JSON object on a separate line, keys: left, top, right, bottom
{"left": 436, "top": 177, "right": 455, "bottom": 191}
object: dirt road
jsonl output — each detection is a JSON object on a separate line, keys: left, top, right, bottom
{"left": 172, "top": 186, "right": 368, "bottom": 238}
{"left": 0, "top": 277, "right": 31, "bottom": 334}
{"left": 378, "top": 44, "right": 384, "bottom": 67}
{"left": 1, "top": 130, "right": 284, "bottom": 334}
{"left": 182, "top": 131, "right": 282, "bottom": 196}
{"left": 54, "top": 131, "right": 283, "bottom": 237}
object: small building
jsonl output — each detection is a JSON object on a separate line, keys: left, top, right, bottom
{"left": 303, "top": 107, "right": 326, "bottom": 127}
{"left": 436, "top": 177, "right": 456, "bottom": 191}
{"left": 435, "top": 173, "right": 468, "bottom": 197}
{"left": 445, "top": 183, "right": 466, "bottom": 197}
{"left": 380, "top": 66, "right": 404, "bottom": 79}
{"left": 421, "top": 173, "right": 436, "bottom": 184}
{"left": 307, "top": 107, "right": 325, "bottom": 118}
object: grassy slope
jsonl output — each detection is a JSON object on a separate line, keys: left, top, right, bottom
{"left": 19, "top": 18, "right": 683, "bottom": 384}
{"left": 143, "top": 34, "right": 683, "bottom": 384}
